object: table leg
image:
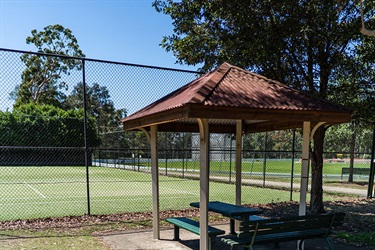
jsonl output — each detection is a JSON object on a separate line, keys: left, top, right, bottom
{"left": 173, "top": 225, "right": 180, "bottom": 240}
{"left": 230, "top": 219, "right": 235, "bottom": 234}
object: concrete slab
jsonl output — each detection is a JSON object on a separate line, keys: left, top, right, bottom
{"left": 99, "top": 223, "right": 366, "bottom": 250}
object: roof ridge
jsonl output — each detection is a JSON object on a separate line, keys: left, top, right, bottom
{"left": 202, "top": 64, "right": 234, "bottom": 103}
{"left": 189, "top": 62, "right": 232, "bottom": 103}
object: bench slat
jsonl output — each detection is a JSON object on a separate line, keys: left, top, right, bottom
{"left": 222, "top": 212, "right": 345, "bottom": 249}
{"left": 166, "top": 217, "right": 225, "bottom": 236}
{"left": 240, "top": 216, "right": 332, "bottom": 236}
{"left": 167, "top": 217, "right": 225, "bottom": 250}
{"left": 242, "top": 222, "right": 329, "bottom": 235}
{"left": 222, "top": 229, "right": 327, "bottom": 246}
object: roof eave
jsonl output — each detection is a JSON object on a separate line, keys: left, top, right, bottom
{"left": 185, "top": 104, "right": 352, "bottom": 123}
{"left": 122, "top": 103, "right": 352, "bottom": 132}
{"left": 122, "top": 105, "right": 190, "bottom": 131}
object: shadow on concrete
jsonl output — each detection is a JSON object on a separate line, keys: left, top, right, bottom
{"left": 100, "top": 223, "right": 366, "bottom": 250}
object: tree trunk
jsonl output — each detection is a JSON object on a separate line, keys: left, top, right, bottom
{"left": 348, "top": 130, "right": 356, "bottom": 183}
{"left": 310, "top": 126, "right": 326, "bottom": 214}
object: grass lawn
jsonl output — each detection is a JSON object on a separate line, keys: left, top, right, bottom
{"left": 0, "top": 159, "right": 368, "bottom": 221}
{"left": 0, "top": 165, "right": 312, "bottom": 221}
{"left": 135, "top": 159, "right": 370, "bottom": 189}
{"left": 0, "top": 223, "right": 114, "bottom": 250}
{"left": 136, "top": 158, "right": 370, "bottom": 175}
{"left": 0, "top": 162, "right": 372, "bottom": 249}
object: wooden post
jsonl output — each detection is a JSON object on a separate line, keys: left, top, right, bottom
{"left": 198, "top": 118, "right": 209, "bottom": 250}
{"left": 150, "top": 125, "right": 160, "bottom": 239}
{"left": 235, "top": 120, "right": 242, "bottom": 206}
{"left": 299, "top": 121, "right": 310, "bottom": 216}
{"left": 235, "top": 120, "right": 243, "bottom": 232}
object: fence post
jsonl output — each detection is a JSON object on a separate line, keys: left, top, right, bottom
{"left": 165, "top": 151, "right": 168, "bottom": 176}
{"left": 138, "top": 150, "right": 141, "bottom": 171}
{"left": 229, "top": 138, "right": 233, "bottom": 184}
{"left": 263, "top": 132, "right": 268, "bottom": 188}
{"left": 182, "top": 135, "right": 185, "bottom": 175}
{"left": 367, "top": 127, "right": 375, "bottom": 198}
{"left": 133, "top": 153, "right": 136, "bottom": 171}
{"left": 82, "top": 59, "right": 91, "bottom": 215}
{"left": 290, "top": 129, "right": 296, "bottom": 201}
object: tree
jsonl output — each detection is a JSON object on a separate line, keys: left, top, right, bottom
{"left": 0, "top": 103, "right": 99, "bottom": 166}
{"left": 13, "top": 24, "right": 85, "bottom": 108}
{"left": 158, "top": 132, "right": 192, "bottom": 159}
{"left": 359, "top": 0, "right": 375, "bottom": 36}
{"left": 153, "top": 0, "right": 375, "bottom": 213}
{"left": 64, "top": 82, "right": 127, "bottom": 148}
{"left": 65, "top": 82, "right": 118, "bottom": 125}
{"left": 10, "top": 103, "right": 98, "bottom": 147}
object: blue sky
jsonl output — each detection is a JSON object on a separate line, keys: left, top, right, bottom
{"left": 0, "top": 0, "right": 202, "bottom": 113}
{"left": 0, "top": 0, "right": 198, "bottom": 71}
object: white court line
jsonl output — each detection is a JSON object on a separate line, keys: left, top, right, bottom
{"left": 7, "top": 167, "right": 46, "bottom": 199}
{"left": 23, "top": 182, "right": 46, "bottom": 198}
{"left": 0, "top": 195, "right": 191, "bottom": 206}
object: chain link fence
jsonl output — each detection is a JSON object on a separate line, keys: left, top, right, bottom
{"left": 0, "top": 48, "right": 374, "bottom": 221}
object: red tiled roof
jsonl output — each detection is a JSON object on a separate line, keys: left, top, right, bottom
{"left": 205, "top": 65, "right": 347, "bottom": 111}
{"left": 123, "top": 62, "right": 350, "bottom": 123}
{"left": 122, "top": 63, "right": 227, "bottom": 121}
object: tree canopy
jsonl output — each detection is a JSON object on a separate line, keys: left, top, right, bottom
{"left": 153, "top": 0, "right": 375, "bottom": 213}
{"left": 2, "top": 103, "right": 98, "bottom": 147}
{"left": 153, "top": 1, "right": 374, "bottom": 97}
{"left": 10, "top": 24, "right": 128, "bottom": 151}
{"left": 65, "top": 82, "right": 121, "bottom": 125}
{"left": 14, "top": 24, "right": 85, "bottom": 108}
{"left": 64, "top": 82, "right": 127, "bottom": 148}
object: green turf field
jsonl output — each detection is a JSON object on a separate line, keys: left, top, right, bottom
{"left": 0, "top": 165, "right": 311, "bottom": 221}
{"left": 1, "top": 157, "right": 368, "bottom": 221}
{"left": 134, "top": 158, "right": 370, "bottom": 175}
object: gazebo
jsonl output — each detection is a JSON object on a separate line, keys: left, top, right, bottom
{"left": 121, "top": 62, "right": 352, "bottom": 249}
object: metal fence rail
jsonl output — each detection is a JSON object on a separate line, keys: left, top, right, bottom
{"left": 0, "top": 48, "right": 373, "bottom": 221}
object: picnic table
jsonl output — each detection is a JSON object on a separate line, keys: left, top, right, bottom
{"left": 190, "top": 201, "right": 263, "bottom": 234}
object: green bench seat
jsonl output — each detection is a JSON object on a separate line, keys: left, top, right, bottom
{"left": 221, "top": 212, "right": 345, "bottom": 250}
{"left": 166, "top": 217, "right": 225, "bottom": 250}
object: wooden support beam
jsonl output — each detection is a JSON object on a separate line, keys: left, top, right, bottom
{"left": 150, "top": 125, "right": 160, "bottom": 239}
{"left": 197, "top": 118, "right": 209, "bottom": 250}
{"left": 299, "top": 122, "right": 310, "bottom": 216}
{"left": 235, "top": 120, "right": 242, "bottom": 206}
{"left": 235, "top": 120, "right": 243, "bottom": 232}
